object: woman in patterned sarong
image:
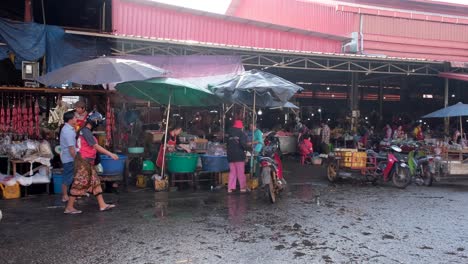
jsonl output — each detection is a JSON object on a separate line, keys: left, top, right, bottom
{"left": 64, "top": 114, "right": 119, "bottom": 214}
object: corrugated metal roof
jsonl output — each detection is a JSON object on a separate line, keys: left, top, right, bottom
{"left": 362, "top": 15, "right": 468, "bottom": 42}
{"left": 112, "top": 0, "right": 343, "bottom": 53}
{"left": 360, "top": 14, "right": 468, "bottom": 62}
{"left": 338, "top": 0, "right": 468, "bottom": 18}
{"left": 232, "top": 0, "right": 358, "bottom": 37}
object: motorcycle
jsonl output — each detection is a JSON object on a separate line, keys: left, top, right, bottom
{"left": 259, "top": 132, "right": 285, "bottom": 203}
{"left": 365, "top": 145, "right": 411, "bottom": 188}
{"left": 408, "top": 148, "right": 434, "bottom": 186}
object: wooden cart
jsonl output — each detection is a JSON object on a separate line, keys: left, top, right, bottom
{"left": 433, "top": 148, "right": 468, "bottom": 181}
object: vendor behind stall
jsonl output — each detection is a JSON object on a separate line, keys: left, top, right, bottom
{"left": 393, "top": 125, "right": 405, "bottom": 140}
{"left": 249, "top": 123, "right": 264, "bottom": 155}
{"left": 74, "top": 101, "right": 88, "bottom": 131}
{"left": 452, "top": 129, "right": 461, "bottom": 144}
{"left": 384, "top": 124, "right": 393, "bottom": 141}
{"left": 156, "top": 124, "right": 191, "bottom": 169}
{"left": 320, "top": 122, "right": 330, "bottom": 154}
{"left": 413, "top": 124, "right": 424, "bottom": 141}
{"left": 295, "top": 118, "right": 309, "bottom": 143}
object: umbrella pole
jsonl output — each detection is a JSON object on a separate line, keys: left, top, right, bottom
{"left": 161, "top": 94, "right": 172, "bottom": 181}
{"left": 250, "top": 92, "right": 256, "bottom": 178}
{"left": 222, "top": 103, "right": 225, "bottom": 143}
{"left": 460, "top": 116, "right": 463, "bottom": 143}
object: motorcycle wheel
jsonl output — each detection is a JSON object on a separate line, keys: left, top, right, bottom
{"left": 392, "top": 165, "right": 411, "bottom": 189}
{"left": 267, "top": 178, "right": 276, "bottom": 204}
{"left": 327, "top": 160, "right": 339, "bottom": 182}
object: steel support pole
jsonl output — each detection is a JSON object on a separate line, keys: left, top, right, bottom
{"left": 351, "top": 72, "right": 359, "bottom": 132}
{"left": 444, "top": 77, "right": 449, "bottom": 135}
{"left": 378, "top": 80, "right": 383, "bottom": 125}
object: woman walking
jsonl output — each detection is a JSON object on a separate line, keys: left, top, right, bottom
{"left": 64, "top": 114, "right": 119, "bottom": 214}
{"left": 226, "top": 120, "right": 249, "bottom": 193}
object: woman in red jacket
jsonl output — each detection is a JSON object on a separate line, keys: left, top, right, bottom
{"left": 64, "top": 115, "right": 119, "bottom": 214}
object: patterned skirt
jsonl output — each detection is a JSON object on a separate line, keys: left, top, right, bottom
{"left": 69, "top": 154, "right": 103, "bottom": 197}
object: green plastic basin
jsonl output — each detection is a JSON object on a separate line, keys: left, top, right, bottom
{"left": 166, "top": 152, "right": 199, "bottom": 173}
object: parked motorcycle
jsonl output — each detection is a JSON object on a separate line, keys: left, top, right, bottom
{"left": 408, "top": 148, "right": 434, "bottom": 186}
{"left": 259, "top": 133, "right": 285, "bottom": 203}
{"left": 365, "top": 145, "right": 411, "bottom": 188}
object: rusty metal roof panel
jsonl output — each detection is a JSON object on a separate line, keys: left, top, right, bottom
{"left": 362, "top": 14, "right": 468, "bottom": 42}
{"left": 231, "top": 0, "right": 359, "bottom": 37}
{"left": 112, "top": 0, "right": 343, "bottom": 53}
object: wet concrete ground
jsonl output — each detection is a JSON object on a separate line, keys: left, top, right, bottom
{"left": 1, "top": 160, "right": 468, "bottom": 264}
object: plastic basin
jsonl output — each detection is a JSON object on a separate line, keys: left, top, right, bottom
{"left": 128, "top": 147, "right": 144, "bottom": 154}
{"left": 166, "top": 152, "right": 199, "bottom": 173}
{"left": 100, "top": 154, "right": 127, "bottom": 175}
{"left": 201, "top": 155, "right": 229, "bottom": 172}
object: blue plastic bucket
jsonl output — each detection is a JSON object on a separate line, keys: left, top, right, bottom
{"left": 200, "top": 155, "right": 229, "bottom": 172}
{"left": 52, "top": 173, "right": 63, "bottom": 194}
{"left": 100, "top": 154, "right": 127, "bottom": 175}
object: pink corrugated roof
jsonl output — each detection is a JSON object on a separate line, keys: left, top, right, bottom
{"left": 230, "top": 0, "right": 358, "bottom": 37}
{"left": 112, "top": 0, "right": 343, "bottom": 53}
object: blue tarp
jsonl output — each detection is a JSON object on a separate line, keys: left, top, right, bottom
{"left": 0, "top": 45, "right": 9, "bottom": 60}
{"left": 0, "top": 18, "right": 107, "bottom": 73}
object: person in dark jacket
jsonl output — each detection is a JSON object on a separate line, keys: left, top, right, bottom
{"left": 227, "top": 120, "right": 249, "bottom": 193}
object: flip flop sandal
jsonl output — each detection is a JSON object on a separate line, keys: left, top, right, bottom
{"left": 64, "top": 209, "right": 82, "bottom": 215}
{"left": 100, "top": 204, "right": 116, "bottom": 212}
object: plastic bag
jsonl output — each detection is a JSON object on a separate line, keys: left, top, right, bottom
{"left": 7, "top": 142, "right": 28, "bottom": 159}
{"left": 15, "top": 173, "right": 32, "bottom": 186}
{"left": 38, "top": 140, "right": 53, "bottom": 158}
{"left": 95, "top": 163, "right": 103, "bottom": 174}
{"left": 31, "top": 172, "right": 50, "bottom": 183}
{"left": 0, "top": 173, "right": 16, "bottom": 186}
{"left": 24, "top": 140, "right": 40, "bottom": 157}
{"left": 0, "top": 135, "right": 12, "bottom": 155}
{"left": 206, "top": 142, "right": 227, "bottom": 156}
{"left": 152, "top": 174, "right": 168, "bottom": 192}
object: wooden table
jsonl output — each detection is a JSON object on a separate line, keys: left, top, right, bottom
{"left": 445, "top": 149, "right": 468, "bottom": 162}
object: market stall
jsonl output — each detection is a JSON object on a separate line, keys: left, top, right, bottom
{"left": 116, "top": 77, "right": 223, "bottom": 190}
{"left": 421, "top": 102, "right": 468, "bottom": 182}
{"left": 212, "top": 69, "right": 303, "bottom": 174}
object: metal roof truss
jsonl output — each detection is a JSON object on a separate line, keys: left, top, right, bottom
{"left": 110, "top": 39, "right": 444, "bottom": 76}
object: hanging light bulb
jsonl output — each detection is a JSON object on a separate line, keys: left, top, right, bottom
{"left": 258, "top": 109, "right": 263, "bottom": 115}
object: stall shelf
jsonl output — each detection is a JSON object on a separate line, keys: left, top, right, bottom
{"left": 11, "top": 160, "right": 50, "bottom": 195}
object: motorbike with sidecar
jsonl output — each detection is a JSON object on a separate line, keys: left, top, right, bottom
{"left": 326, "top": 145, "right": 411, "bottom": 189}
